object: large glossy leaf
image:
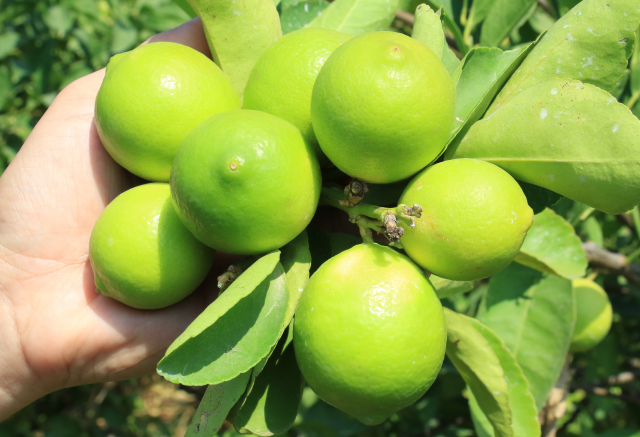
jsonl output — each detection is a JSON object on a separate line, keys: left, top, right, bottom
{"left": 444, "top": 309, "right": 512, "bottom": 437}
{"left": 431, "top": 275, "right": 474, "bottom": 299}
{"left": 187, "top": 0, "right": 282, "bottom": 98}
{"left": 280, "top": 1, "right": 329, "bottom": 34}
{"left": 467, "top": 323, "right": 540, "bottom": 437}
{"left": 307, "top": 0, "right": 399, "bottom": 36}
{"left": 185, "top": 372, "right": 251, "bottom": 437}
{"left": 412, "top": 4, "right": 444, "bottom": 58}
{"left": 488, "top": 0, "right": 640, "bottom": 112}
{"left": 449, "top": 78, "right": 640, "bottom": 215}
{"left": 442, "top": 43, "right": 535, "bottom": 161}
{"left": 515, "top": 208, "right": 587, "bottom": 279}
{"left": 480, "top": 0, "right": 537, "bottom": 47}
{"left": 157, "top": 253, "right": 289, "bottom": 385}
{"left": 467, "top": 0, "right": 498, "bottom": 31}
{"left": 230, "top": 327, "right": 304, "bottom": 436}
{"left": 477, "top": 263, "right": 575, "bottom": 409}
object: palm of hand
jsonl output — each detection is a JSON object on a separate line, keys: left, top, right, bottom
{"left": 0, "top": 20, "right": 213, "bottom": 415}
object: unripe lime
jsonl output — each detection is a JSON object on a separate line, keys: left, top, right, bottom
{"left": 243, "top": 27, "right": 352, "bottom": 165}
{"left": 399, "top": 159, "right": 534, "bottom": 281}
{"left": 294, "top": 244, "right": 446, "bottom": 425}
{"left": 95, "top": 42, "right": 240, "bottom": 182}
{"left": 89, "top": 183, "right": 215, "bottom": 309}
{"left": 310, "top": 31, "right": 455, "bottom": 183}
{"left": 570, "top": 279, "right": 613, "bottom": 352}
{"left": 170, "top": 110, "right": 321, "bottom": 255}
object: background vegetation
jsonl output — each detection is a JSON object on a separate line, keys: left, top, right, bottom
{"left": 1, "top": 0, "right": 639, "bottom": 436}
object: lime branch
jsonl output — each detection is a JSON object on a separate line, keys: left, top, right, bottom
{"left": 319, "top": 181, "right": 423, "bottom": 244}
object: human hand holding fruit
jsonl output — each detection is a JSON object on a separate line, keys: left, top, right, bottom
{"left": 0, "top": 18, "right": 227, "bottom": 421}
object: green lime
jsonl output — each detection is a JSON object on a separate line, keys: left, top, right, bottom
{"left": 310, "top": 31, "right": 455, "bottom": 183}
{"left": 89, "top": 183, "right": 215, "bottom": 310}
{"left": 95, "top": 42, "right": 240, "bottom": 182}
{"left": 570, "top": 279, "right": 613, "bottom": 352}
{"left": 400, "top": 159, "right": 534, "bottom": 281}
{"left": 170, "top": 109, "right": 321, "bottom": 255}
{"left": 243, "top": 28, "right": 352, "bottom": 165}
{"left": 294, "top": 243, "right": 446, "bottom": 425}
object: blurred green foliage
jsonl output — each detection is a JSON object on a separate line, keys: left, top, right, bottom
{"left": 0, "top": 0, "right": 190, "bottom": 174}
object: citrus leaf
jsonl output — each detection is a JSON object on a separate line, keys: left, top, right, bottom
{"left": 230, "top": 327, "right": 304, "bottom": 436}
{"left": 443, "top": 308, "right": 513, "bottom": 437}
{"left": 280, "top": 230, "right": 312, "bottom": 327}
{"left": 466, "top": 323, "right": 540, "bottom": 437}
{"left": 412, "top": 4, "right": 444, "bottom": 59}
{"left": 477, "top": 263, "right": 575, "bottom": 409}
{"left": 442, "top": 42, "right": 535, "bottom": 161}
{"left": 157, "top": 252, "right": 289, "bottom": 385}
{"left": 480, "top": 0, "right": 537, "bottom": 47}
{"left": 468, "top": 0, "right": 498, "bottom": 30}
{"left": 515, "top": 208, "right": 587, "bottom": 279}
{"left": 517, "top": 181, "right": 562, "bottom": 215}
{"left": 307, "top": 0, "right": 399, "bottom": 36}
{"left": 488, "top": 0, "right": 640, "bottom": 113}
{"left": 449, "top": 78, "right": 640, "bottom": 215}
{"left": 185, "top": 372, "right": 251, "bottom": 437}
{"left": 171, "top": 0, "right": 197, "bottom": 18}
{"left": 422, "top": 0, "right": 467, "bottom": 53}
{"left": 431, "top": 275, "right": 474, "bottom": 299}
{"left": 280, "top": 1, "right": 329, "bottom": 34}
{"left": 186, "top": 0, "right": 282, "bottom": 98}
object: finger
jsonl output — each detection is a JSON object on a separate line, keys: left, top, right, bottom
{"left": 144, "top": 17, "right": 211, "bottom": 58}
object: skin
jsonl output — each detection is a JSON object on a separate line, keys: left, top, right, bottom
{"left": 0, "top": 18, "right": 242, "bottom": 421}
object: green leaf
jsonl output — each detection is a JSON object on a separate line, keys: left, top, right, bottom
{"left": 443, "top": 42, "right": 535, "bottom": 161}
{"left": 423, "top": 0, "right": 468, "bottom": 53}
{"left": 44, "top": 5, "right": 75, "bottom": 37}
{"left": 467, "top": 0, "right": 498, "bottom": 31}
{"left": 111, "top": 22, "right": 138, "bottom": 54}
{"left": 187, "top": 0, "right": 282, "bottom": 98}
{"left": 412, "top": 4, "right": 444, "bottom": 59}
{"left": 0, "top": 32, "right": 20, "bottom": 59}
{"left": 583, "top": 216, "right": 603, "bottom": 247}
{"left": 307, "top": 0, "right": 399, "bottom": 36}
{"left": 443, "top": 308, "right": 513, "bottom": 437}
{"left": 431, "top": 275, "right": 474, "bottom": 299}
{"left": 467, "top": 323, "right": 540, "bottom": 437}
{"left": 449, "top": 78, "right": 640, "bottom": 215}
{"left": 172, "top": 0, "right": 197, "bottom": 17}
{"left": 488, "top": 0, "right": 640, "bottom": 112}
{"left": 517, "top": 181, "right": 562, "bottom": 215}
{"left": 477, "top": 263, "right": 575, "bottom": 409}
{"left": 479, "top": 0, "right": 537, "bottom": 47}
{"left": 280, "top": 231, "right": 311, "bottom": 333}
{"left": 280, "top": 1, "right": 330, "bottom": 34}
{"left": 157, "top": 252, "right": 289, "bottom": 385}
{"left": 515, "top": 208, "right": 587, "bottom": 279}
{"left": 631, "top": 30, "right": 640, "bottom": 95}
{"left": 528, "top": 7, "right": 555, "bottom": 34}
{"left": 442, "top": 44, "right": 461, "bottom": 74}
{"left": 230, "top": 327, "right": 304, "bottom": 435}
{"left": 185, "top": 372, "right": 251, "bottom": 437}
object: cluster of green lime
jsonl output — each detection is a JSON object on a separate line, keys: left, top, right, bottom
{"left": 91, "top": 27, "right": 556, "bottom": 424}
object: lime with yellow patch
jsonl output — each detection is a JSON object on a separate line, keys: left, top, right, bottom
{"left": 399, "top": 159, "right": 534, "bottom": 281}
{"left": 570, "top": 278, "right": 613, "bottom": 352}
{"left": 243, "top": 27, "right": 352, "bottom": 165}
{"left": 95, "top": 42, "right": 240, "bottom": 182}
{"left": 170, "top": 109, "right": 321, "bottom": 255}
{"left": 294, "top": 243, "right": 446, "bottom": 425}
{"left": 89, "top": 183, "right": 215, "bottom": 310}
{"left": 310, "top": 31, "right": 455, "bottom": 183}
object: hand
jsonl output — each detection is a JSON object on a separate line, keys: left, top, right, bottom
{"left": 0, "top": 18, "right": 227, "bottom": 421}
